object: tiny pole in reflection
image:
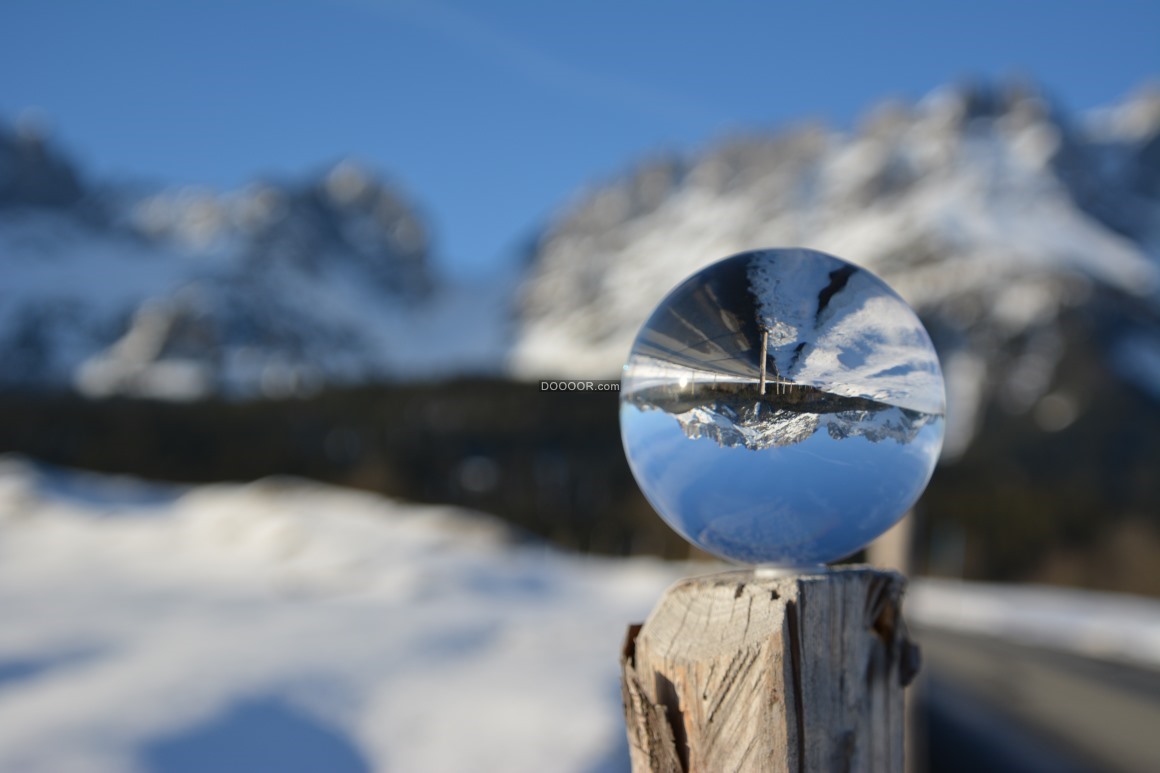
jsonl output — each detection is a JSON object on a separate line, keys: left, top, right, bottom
{"left": 759, "top": 328, "right": 768, "bottom": 395}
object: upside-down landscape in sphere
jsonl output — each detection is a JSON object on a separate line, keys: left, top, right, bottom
{"left": 620, "top": 249, "right": 946, "bottom": 566}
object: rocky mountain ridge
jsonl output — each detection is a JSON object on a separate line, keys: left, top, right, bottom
{"left": 3, "top": 82, "right": 1160, "bottom": 462}
{"left": 0, "top": 122, "right": 506, "bottom": 399}
{"left": 513, "top": 82, "right": 1160, "bottom": 458}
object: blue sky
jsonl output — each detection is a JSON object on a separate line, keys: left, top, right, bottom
{"left": 2, "top": 1, "right": 1158, "bottom": 276}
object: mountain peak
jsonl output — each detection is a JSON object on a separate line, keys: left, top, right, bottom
{"left": 512, "top": 81, "right": 1160, "bottom": 459}
{"left": 0, "top": 118, "right": 84, "bottom": 210}
{"left": 0, "top": 133, "right": 498, "bottom": 399}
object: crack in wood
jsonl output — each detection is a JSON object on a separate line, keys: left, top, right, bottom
{"left": 786, "top": 598, "right": 806, "bottom": 773}
{"left": 705, "top": 647, "right": 759, "bottom": 725}
{"left": 674, "top": 597, "right": 693, "bottom": 644}
{"left": 654, "top": 672, "right": 689, "bottom": 772}
{"left": 623, "top": 624, "right": 642, "bottom": 664}
{"left": 737, "top": 734, "right": 759, "bottom": 768}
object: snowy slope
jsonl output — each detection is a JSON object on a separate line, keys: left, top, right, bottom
{"left": 0, "top": 456, "right": 682, "bottom": 773}
{"left": 513, "top": 83, "right": 1160, "bottom": 458}
{"left": 0, "top": 126, "right": 511, "bottom": 399}
{"left": 2, "top": 460, "right": 1158, "bottom": 772}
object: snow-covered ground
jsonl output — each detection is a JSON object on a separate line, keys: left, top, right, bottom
{"left": 2, "top": 457, "right": 1158, "bottom": 772}
{"left": 909, "top": 578, "right": 1160, "bottom": 672}
{"left": 0, "top": 457, "right": 682, "bottom": 773}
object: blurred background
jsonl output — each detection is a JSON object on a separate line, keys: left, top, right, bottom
{"left": 1, "top": 1, "right": 1159, "bottom": 771}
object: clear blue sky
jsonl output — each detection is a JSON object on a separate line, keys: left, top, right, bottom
{"left": 2, "top": 1, "right": 1158, "bottom": 277}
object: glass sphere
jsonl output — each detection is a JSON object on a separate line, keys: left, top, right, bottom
{"left": 620, "top": 248, "right": 945, "bottom": 567}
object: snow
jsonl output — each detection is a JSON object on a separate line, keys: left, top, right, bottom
{"left": 2, "top": 458, "right": 1159, "bottom": 771}
{"left": 0, "top": 457, "right": 683, "bottom": 773}
{"left": 909, "top": 578, "right": 1160, "bottom": 672}
{"left": 749, "top": 250, "right": 945, "bottom": 415}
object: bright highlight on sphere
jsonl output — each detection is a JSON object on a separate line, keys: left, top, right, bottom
{"left": 620, "top": 248, "right": 946, "bottom": 567}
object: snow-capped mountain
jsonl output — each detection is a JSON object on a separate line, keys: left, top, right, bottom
{"left": 0, "top": 124, "right": 510, "bottom": 400}
{"left": 4, "top": 81, "right": 1160, "bottom": 462}
{"left": 512, "top": 82, "right": 1160, "bottom": 458}
{"left": 639, "top": 399, "right": 935, "bottom": 452}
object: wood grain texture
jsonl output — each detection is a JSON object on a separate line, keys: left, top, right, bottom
{"left": 621, "top": 566, "right": 918, "bottom": 773}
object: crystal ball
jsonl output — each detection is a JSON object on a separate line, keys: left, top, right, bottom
{"left": 620, "top": 248, "right": 945, "bottom": 567}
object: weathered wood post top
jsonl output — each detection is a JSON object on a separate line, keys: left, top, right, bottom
{"left": 621, "top": 566, "right": 919, "bottom": 773}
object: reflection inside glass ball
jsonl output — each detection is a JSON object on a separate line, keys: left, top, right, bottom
{"left": 619, "top": 248, "right": 945, "bottom": 567}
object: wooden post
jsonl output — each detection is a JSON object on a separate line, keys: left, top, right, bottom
{"left": 621, "top": 566, "right": 920, "bottom": 772}
{"left": 866, "top": 512, "right": 914, "bottom": 575}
